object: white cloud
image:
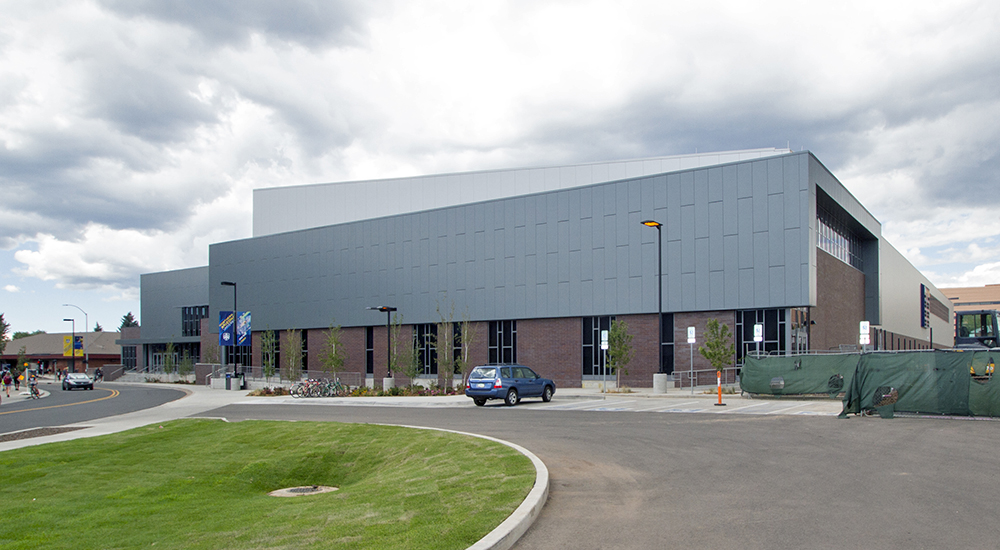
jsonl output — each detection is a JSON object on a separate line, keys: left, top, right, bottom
{"left": 4, "top": 284, "right": 19, "bottom": 292}
{"left": 0, "top": 0, "right": 999, "bottom": 325}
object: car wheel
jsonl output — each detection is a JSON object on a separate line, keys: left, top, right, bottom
{"left": 505, "top": 388, "right": 519, "bottom": 406}
{"left": 62, "top": 384, "right": 67, "bottom": 391}
{"left": 542, "top": 385, "right": 553, "bottom": 402}
{"left": 473, "top": 398, "right": 486, "bottom": 407}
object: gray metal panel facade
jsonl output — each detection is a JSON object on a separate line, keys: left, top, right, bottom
{"left": 139, "top": 266, "right": 209, "bottom": 340}
{"left": 210, "top": 152, "right": 817, "bottom": 330}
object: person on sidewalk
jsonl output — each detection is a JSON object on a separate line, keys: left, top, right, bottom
{"left": 2, "top": 370, "right": 11, "bottom": 397}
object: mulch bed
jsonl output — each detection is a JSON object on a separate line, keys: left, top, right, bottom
{"left": 0, "top": 426, "right": 89, "bottom": 443}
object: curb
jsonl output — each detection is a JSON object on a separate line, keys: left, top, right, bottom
{"left": 386, "top": 424, "right": 548, "bottom": 550}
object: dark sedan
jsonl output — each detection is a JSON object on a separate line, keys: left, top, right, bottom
{"left": 63, "top": 373, "right": 94, "bottom": 391}
{"left": 465, "top": 364, "right": 555, "bottom": 406}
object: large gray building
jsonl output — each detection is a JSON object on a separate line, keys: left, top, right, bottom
{"left": 120, "top": 148, "right": 953, "bottom": 387}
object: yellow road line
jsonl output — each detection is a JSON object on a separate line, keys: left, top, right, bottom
{"left": 0, "top": 388, "right": 119, "bottom": 415}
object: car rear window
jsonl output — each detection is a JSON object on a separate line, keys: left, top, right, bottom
{"left": 470, "top": 366, "right": 497, "bottom": 379}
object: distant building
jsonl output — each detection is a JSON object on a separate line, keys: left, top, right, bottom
{"left": 120, "top": 149, "right": 953, "bottom": 387}
{"left": 942, "top": 284, "right": 1000, "bottom": 312}
{"left": 1, "top": 331, "right": 121, "bottom": 374}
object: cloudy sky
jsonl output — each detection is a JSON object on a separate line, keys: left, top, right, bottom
{"left": 1, "top": 0, "right": 999, "bottom": 334}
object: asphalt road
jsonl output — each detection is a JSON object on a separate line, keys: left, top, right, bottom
{"left": 201, "top": 402, "right": 1000, "bottom": 550}
{"left": 0, "top": 381, "right": 186, "bottom": 435}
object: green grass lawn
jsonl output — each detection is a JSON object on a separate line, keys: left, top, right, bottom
{"left": 0, "top": 419, "right": 535, "bottom": 549}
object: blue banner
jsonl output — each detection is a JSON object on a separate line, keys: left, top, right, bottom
{"left": 236, "top": 311, "right": 251, "bottom": 347}
{"left": 219, "top": 311, "right": 235, "bottom": 347}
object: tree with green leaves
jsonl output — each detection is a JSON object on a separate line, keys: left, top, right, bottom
{"left": 607, "top": 318, "right": 634, "bottom": 388}
{"left": 282, "top": 329, "right": 303, "bottom": 382}
{"left": 120, "top": 312, "right": 139, "bottom": 331}
{"left": 178, "top": 350, "right": 194, "bottom": 377}
{"left": 388, "top": 314, "right": 405, "bottom": 377}
{"left": 0, "top": 313, "right": 9, "bottom": 355}
{"left": 699, "top": 318, "right": 735, "bottom": 373}
{"left": 319, "top": 322, "right": 347, "bottom": 378}
{"left": 12, "top": 330, "right": 45, "bottom": 340}
{"left": 94, "top": 322, "right": 103, "bottom": 332}
{"left": 402, "top": 333, "right": 423, "bottom": 387}
{"left": 16, "top": 346, "right": 28, "bottom": 373}
{"left": 201, "top": 337, "right": 220, "bottom": 365}
{"left": 261, "top": 329, "right": 277, "bottom": 383}
{"left": 163, "top": 342, "right": 176, "bottom": 373}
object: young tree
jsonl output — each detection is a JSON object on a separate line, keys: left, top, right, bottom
{"left": 16, "top": 346, "right": 28, "bottom": 373}
{"left": 607, "top": 318, "right": 635, "bottom": 388}
{"left": 201, "top": 337, "right": 220, "bottom": 365}
{"left": 178, "top": 350, "right": 194, "bottom": 377}
{"left": 119, "top": 312, "right": 139, "bottom": 331}
{"left": 163, "top": 342, "right": 177, "bottom": 373}
{"left": 388, "top": 314, "right": 405, "bottom": 377}
{"left": 457, "top": 311, "right": 478, "bottom": 384}
{"left": 0, "top": 313, "right": 10, "bottom": 355}
{"left": 318, "top": 322, "right": 348, "bottom": 378}
{"left": 261, "top": 329, "right": 277, "bottom": 383}
{"left": 402, "top": 333, "right": 423, "bottom": 387}
{"left": 699, "top": 318, "right": 735, "bottom": 373}
{"left": 435, "top": 301, "right": 456, "bottom": 388}
{"left": 282, "top": 329, "right": 303, "bottom": 382}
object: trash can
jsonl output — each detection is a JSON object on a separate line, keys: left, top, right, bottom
{"left": 225, "top": 373, "right": 232, "bottom": 390}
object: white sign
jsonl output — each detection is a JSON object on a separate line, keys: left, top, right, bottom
{"left": 859, "top": 321, "right": 871, "bottom": 345}
{"left": 600, "top": 330, "right": 609, "bottom": 350}
{"left": 687, "top": 326, "right": 696, "bottom": 344}
{"left": 859, "top": 321, "right": 870, "bottom": 335}
{"left": 753, "top": 323, "right": 764, "bottom": 343}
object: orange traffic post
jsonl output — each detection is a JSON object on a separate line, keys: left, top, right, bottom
{"left": 714, "top": 370, "right": 726, "bottom": 406}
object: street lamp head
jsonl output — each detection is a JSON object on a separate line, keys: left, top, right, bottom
{"left": 641, "top": 220, "right": 662, "bottom": 228}
{"left": 221, "top": 281, "right": 236, "bottom": 287}
{"left": 63, "top": 318, "right": 73, "bottom": 322}
{"left": 368, "top": 306, "right": 397, "bottom": 313}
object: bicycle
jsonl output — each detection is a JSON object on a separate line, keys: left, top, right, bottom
{"left": 29, "top": 382, "right": 40, "bottom": 399}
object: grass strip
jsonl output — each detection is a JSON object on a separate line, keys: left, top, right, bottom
{"left": 0, "top": 419, "right": 535, "bottom": 550}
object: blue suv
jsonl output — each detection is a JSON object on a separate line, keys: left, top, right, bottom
{"left": 465, "top": 364, "right": 556, "bottom": 406}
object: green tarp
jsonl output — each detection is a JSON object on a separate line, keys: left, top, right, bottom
{"left": 743, "top": 350, "right": 1000, "bottom": 418}
{"left": 740, "top": 354, "right": 860, "bottom": 397}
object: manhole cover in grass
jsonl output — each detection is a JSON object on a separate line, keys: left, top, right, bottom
{"left": 268, "top": 485, "right": 338, "bottom": 497}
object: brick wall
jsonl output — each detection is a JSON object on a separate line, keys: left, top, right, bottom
{"left": 518, "top": 317, "right": 581, "bottom": 388}
{"left": 615, "top": 314, "right": 658, "bottom": 388}
{"left": 814, "top": 249, "right": 866, "bottom": 350}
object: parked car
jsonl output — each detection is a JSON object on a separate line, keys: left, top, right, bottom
{"left": 465, "top": 364, "right": 555, "bottom": 406}
{"left": 63, "top": 373, "right": 94, "bottom": 391}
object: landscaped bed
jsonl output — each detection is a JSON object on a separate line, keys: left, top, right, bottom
{"left": 0, "top": 419, "right": 535, "bottom": 549}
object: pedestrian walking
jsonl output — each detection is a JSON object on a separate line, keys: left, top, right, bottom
{"left": 2, "top": 370, "right": 11, "bottom": 397}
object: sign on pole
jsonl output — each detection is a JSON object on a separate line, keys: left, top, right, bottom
{"left": 687, "top": 326, "right": 696, "bottom": 344}
{"left": 219, "top": 311, "right": 235, "bottom": 347}
{"left": 600, "top": 329, "right": 609, "bottom": 350}
{"left": 236, "top": 311, "right": 252, "bottom": 346}
{"left": 859, "top": 321, "right": 871, "bottom": 346}
{"left": 753, "top": 323, "right": 764, "bottom": 343}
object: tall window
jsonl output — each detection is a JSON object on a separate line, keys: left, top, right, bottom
{"left": 736, "top": 309, "right": 787, "bottom": 365}
{"left": 366, "top": 326, "right": 375, "bottom": 375}
{"left": 414, "top": 324, "right": 437, "bottom": 375}
{"left": 181, "top": 305, "right": 209, "bottom": 337}
{"left": 488, "top": 320, "right": 517, "bottom": 364}
{"left": 582, "top": 316, "right": 613, "bottom": 376}
{"left": 817, "top": 205, "right": 864, "bottom": 270}
{"left": 122, "top": 346, "right": 136, "bottom": 370}
{"left": 227, "top": 345, "right": 253, "bottom": 371}
{"left": 661, "top": 313, "right": 674, "bottom": 374}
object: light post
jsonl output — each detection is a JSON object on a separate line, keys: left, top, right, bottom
{"left": 367, "top": 306, "right": 397, "bottom": 377}
{"left": 221, "top": 281, "right": 237, "bottom": 373}
{"left": 641, "top": 220, "right": 664, "bottom": 374}
{"left": 63, "top": 318, "right": 76, "bottom": 373}
{"left": 63, "top": 304, "right": 88, "bottom": 373}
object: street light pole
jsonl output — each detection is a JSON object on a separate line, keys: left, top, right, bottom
{"left": 641, "top": 220, "right": 664, "bottom": 374}
{"left": 368, "top": 306, "right": 397, "bottom": 377}
{"left": 221, "top": 282, "right": 237, "bottom": 373}
{"left": 63, "top": 318, "right": 75, "bottom": 373}
{"left": 63, "top": 304, "right": 88, "bottom": 373}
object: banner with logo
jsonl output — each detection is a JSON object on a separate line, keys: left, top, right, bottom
{"left": 236, "top": 311, "right": 251, "bottom": 347}
{"left": 62, "top": 335, "right": 83, "bottom": 357}
{"left": 219, "top": 311, "right": 235, "bottom": 347}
